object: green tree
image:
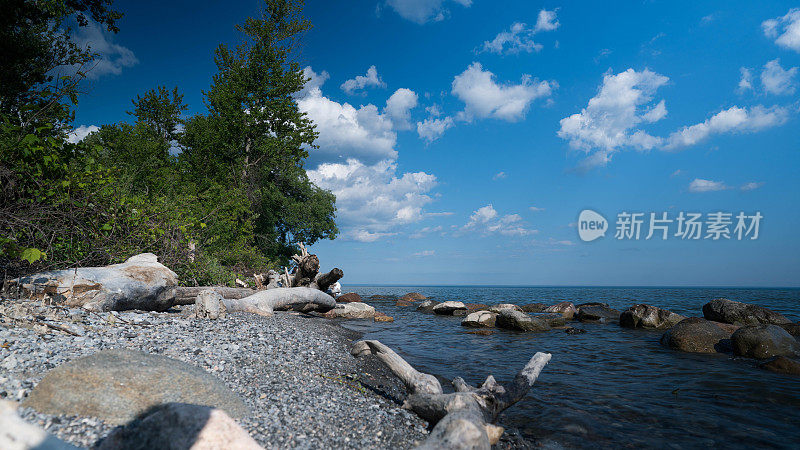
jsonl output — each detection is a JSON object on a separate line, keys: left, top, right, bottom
{"left": 127, "top": 86, "right": 187, "bottom": 142}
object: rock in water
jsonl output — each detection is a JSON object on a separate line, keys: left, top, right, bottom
{"left": 416, "top": 300, "right": 440, "bottom": 313}
{"left": 620, "top": 304, "right": 686, "bottom": 329}
{"left": 530, "top": 313, "right": 568, "bottom": 327}
{"left": 461, "top": 310, "right": 498, "bottom": 328}
{"left": 323, "top": 302, "right": 375, "bottom": 319}
{"left": 4, "top": 253, "right": 178, "bottom": 312}
{"left": 520, "top": 303, "right": 548, "bottom": 313}
{"left": 731, "top": 325, "right": 800, "bottom": 359}
{"left": 400, "top": 292, "right": 427, "bottom": 301}
{"left": 374, "top": 312, "right": 394, "bottom": 322}
{"left": 23, "top": 349, "right": 249, "bottom": 425}
{"left": 337, "top": 292, "right": 363, "bottom": 303}
{"left": 433, "top": 301, "right": 468, "bottom": 315}
{"left": 488, "top": 304, "right": 523, "bottom": 313}
{"left": 97, "top": 403, "right": 262, "bottom": 450}
{"left": 495, "top": 309, "right": 550, "bottom": 332}
{"left": 702, "top": 298, "right": 791, "bottom": 325}
{"left": 759, "top": 356, "right": 800, "bottom": 376}
{"left": 543, "top": 302, "right": 578, "bottom": 320}
{"left": 660, "top": 318, "right": 732, "bottom": 354}
{"left": 576, "top": 305, "right": 621, "bottom": 323}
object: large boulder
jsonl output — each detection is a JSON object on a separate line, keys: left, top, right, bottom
{"left": 530, "top": 313, "right": 568, "bottom": 327}
{"left": 488, "top": 304, "right": 523, "bottom": 313}
{"left": 400, "top": 292, "right": 427, "bottom": 301}
{"left": 433, "top": 301, "right": 468, "bottom": 315}
{"left": 543, "top": 302, "right": 577, "bottom": 320}
{"left": 97, "top": 403, "right": 262, "bottom": 450}
{"left": 520, "top": 303, "right": 548, "bottom": 313}
{"left": 620, "top": 304, "right": 686, "bottom": 330}
{"left": 323, "top": 302, "right": 375, "bottom": 319}
{"left": 495, "top": 309, "right": 550, "bottom": 332}
{"left": 461, "top": 311, "right": 497, "bottom": 328}
{"left": 702, "top": 298, "right": 791, "bottom": 326}
{"left": 759, "top": 356, "right": 800, "bottom": 376}
{"left": 730, "top": 325, "right": 800, "bottom": 359}
{"left": 576, "top": 305, "right": 620, "bottom": 323}
{"left": 660, "top": 318, "right": 732, "bottom": 354}
{"left": 4, "top": 253, "right": 178, "bottom": 312}
{"left": 337, "top": 292, "right": 363, "bottom": 303}
{"left": 780, "top": 322, "right": 800, "bottom": 336}
{"left": 23, "top": 349, "right": 249, "bottom": 425}
{"left": 416, "top": 300, "right": 440, "bottom": 313}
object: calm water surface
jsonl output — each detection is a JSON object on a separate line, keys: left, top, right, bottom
{"left": 338, "top": 286, "right": 800, "bottom": 449}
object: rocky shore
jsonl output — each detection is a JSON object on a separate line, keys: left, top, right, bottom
{"left": 0, "top": 300, "right": 431, "bottom": 449}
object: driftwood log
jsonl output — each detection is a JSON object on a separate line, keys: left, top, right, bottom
{"left": 351, "top": 340, "right": 551, "bottom": 449}
{"left": 196, "top": 287, "right": 337, "bottom": 318}
{"left": 174, "top": 287, "right": 257, "bottom": 306}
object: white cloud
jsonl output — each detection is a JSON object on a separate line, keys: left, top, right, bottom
{"left": 761, "top": 59, "right": 798, "bottom": 95}
{"left": 481, "top": 22, "right": 542, "bottom": 54}
{"left": 557, "top": 68, "right": 669, "bottom": 168}
{"left": 386, "top": 0, "right": 472, "bottom": 24}
{"left": 529, "top": 206, "right": 545, "bottom": 212}
{"left": 688, "top": 178, "right": 729, "bottom": 193}
{"left": 67, "top": 125, "right": 99, "bottom": 143}
{"left": 740, "top": 181, "right": 765, "bottom": 191}
{"left": 296, "top": 66, "right": 330, "bottom": 98}
{"left": 534, "top": 9, "right": 560, "bottom": 32}
{"left": 492, "top": 171, "right": 507, "bottom": 180}
{"left": 452, "top": 62, "right": 555, "bottom": 122}
{"left": 460, "top": 204, "right": 536, "bottom": 237}
{"left": 417, "top": 116, "right": 454, "bottom": 142}
{"left": 384, "top": 88, "right": 419, "bottom": 130}
{"left": 341, "top": 65, "right": 386, "bottom": 94}
{"left": 425, "top": 104, "right": 442, "bottom": 116}
{"left": 72, "top": 22, "right": 137, "bottom": 78}
{"left": 413, "top": 250, "right": 436, "bottom": 257}
{"left": 762, "top": 8, "right": 800, "bottom": 53}
{"left": 410, "top": 225, "right": 443, "bottom": 239}
{"left": 738, "top": 67, "right": 754, "bottom": 92}
{"left": 665, "top": 105, "right": 789, "bottom": 150}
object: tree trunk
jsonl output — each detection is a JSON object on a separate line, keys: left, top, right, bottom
{"left": 351, "top": 340, "right": 551, "bottom": 449}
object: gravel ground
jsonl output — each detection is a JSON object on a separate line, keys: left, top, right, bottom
{"left": 0, "top": 298, "right": 431, "bottom": 449}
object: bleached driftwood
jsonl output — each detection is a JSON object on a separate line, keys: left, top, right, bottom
{"left": 174, "top": 286, "right": 257, "bottom": 305}
{"left": 351, "top": 340, "right": 551, "bottom": 449}
{"left": 217, "top": 287, "right": 336, "bottom": 317}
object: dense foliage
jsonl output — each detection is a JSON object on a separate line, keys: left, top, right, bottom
{"left": 0, "top": 0, "right": 337, "bottom": 285}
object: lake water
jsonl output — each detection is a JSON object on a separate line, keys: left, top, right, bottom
{"left": 338, "top": 286, "right": 800, "bottom": 449}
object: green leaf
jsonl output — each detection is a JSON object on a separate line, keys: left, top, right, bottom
{"left": 20, "top": 248, "right": 45, "bottom": 264}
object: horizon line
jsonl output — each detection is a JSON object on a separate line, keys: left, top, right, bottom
{"left": 340, "top": 284, "right": 800, "bottom": 289}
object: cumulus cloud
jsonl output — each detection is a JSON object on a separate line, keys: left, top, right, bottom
{"left": 534, "top": 9, "right": 560, "bottom": 32}
{"left": 341, "top": 65, "right": 386, "bottom": 94}
{"left": 384, "top": 88, "right": 419, "bottom": 130}
{"left": 688, "top": 178, "right": 729, "bottom": 193}
{"left": 460, "top": 204, "right": 536, "bottom": 237}
{"left": 762, "top": 8, "right": 800, "bottom": 52}
{"left": 738, "top": 67, "right": 754, "bottom": 92}
{"left": 665, "top": 105, "right": 789, "bottom": 150}
{"left": 72, "top": 22, "right": 137, "bottom": 78}
{"left": 417, "top": 116, "right": 454, "bottom": 142}
{"left": 761, "top": 59, "right": 798, "bottom": 95}
{"left": 296, "top": 66, "right": 330, "bottom": 98}
{"left": 66, "top": 125, "right": 99, "bottom": 143}
{"left": 452, "top": 62, "right": 555, "bottom": 122}
{"left": 481, "top": 22, "right": 543, "bottom": 54}
{"left": 557, "top": 68, "right": 669, "bottom": 168}
{"left": 386, "top": 0, "right": 472, "bottom": 24}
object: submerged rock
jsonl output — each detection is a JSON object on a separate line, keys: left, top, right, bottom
{"left": 620, "top": 304, "right": 685, "bottom": 330}
{"left": 324, "top": 302, "right": 375, "bottom": 319}
{"left": 495, "top": 309, "right": 550, "bottom": 332}
{"left": 660, "top": 318, "right": 732, "bottom": 354}
{"left": 433, "top": 301, "right": 468, "bottom": 315}
{"left": 464, "top": 303, "right": 490, "bottom": 311}
{"left": 520, "top": 303, "right": 548, "bottom": 313}
{"left": 97, "top": 403, "right": 262, "bottom": 450}
{"left": 395, "top": 299, "right": 414, "bottom": 307}
{"left": 374, "top": 312, "right": 394, "bottom": 322}
{"left": 564, "top": 327, "right": 587, "bottom": 335}
{"left": 702, "top": 298, "right": 791, "bottom": 326}
{"left": 759, "top": 356, "right": 800, "bottom": 376}
{"left": 530, "top": 313, "right": 568, "bottom": 327}
{"left": 731, "top": 325, "right": 800, "bottom": 359}
{"left": 400, "top": 292, "right": 427, "bottom": 301}
{"left": 461, "top": 310, "right": 498, "bottom": 328}
{"left": 577, "top": 305, "right": 621, "bottom": 323}
{"left": 416, "top": 300, "right": 440, "bottom": 313}
{"left": 23, "top": 349, "right": 249, "bottom": 425}
{"left": 337, "top": 292, "right": 363, "bottom": 303}
{"left": 543, "top": 302, "right": 577, "bottom": 319}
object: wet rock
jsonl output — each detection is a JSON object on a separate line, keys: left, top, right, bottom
{"left": 543, "top": 302, "right": 577, "bottom": 320}
{"left": 323, "top": 302, "right": 375, "bottom": 319}
{"left": 416, "top": 300, "right": 440, "bottom": 313}
{"left": 531, "top": 313, "right": 568, "bottom": 327}
{"left": 576, "top": 302, "right": 609, "bottom": 309}
{"left": 395, "top": 300, "right": 414, "bottom": 307}
{"left": 23, "top": 349, "right": 249, "bottom": 425}
{"left": 620, "top": 304, "right": 685, "bottom": 330}
{"left": 495, "top": 309, "right": 550, "bottom": 332}
{"left": 577, "top": 305, "right": 621, "bottom": 323}
{"left": 461, "top": 311, "right": 498, "bottom": 328}
{"left": 778, "top": 322, "right": 800, "bottom": 337}
{"left": 374, "top": 312, "right": 394, "bottom": 323}
{"left": 400, "top": 292, "right": 427, "bottom": 301}
{"left": 660, "top": 318, "right": 732, "bottom": 354}
{"left": 463, "top": 303, "right": 489, "bottom": 311}
{"left": 488, "top": 304, "right": 523, "bottom": 313}
{"left": 433, "top": 301, "right": 468, "bottom": 315}
{"left": 467, "top": 329, "right": 494, "bottom": 336}
{"left": 337, "top": 292, "right": 363, "bottom": 303}
{"left": 520, "top": 303, "right": 548, "bottom": 313}
{"left": 564, "top": 327, "right": 586, "bottom": 335}
{"left": 759, "top": 356, "right": 800, "bottom": 376}
{"left": 702, "top": 298, "right": 791, "bottom": 326}
{"left": 731, "top": 325, "right": 800, "bottom": 359}
{"left": 97, "top": 403, "right": 262, "bottom": 450}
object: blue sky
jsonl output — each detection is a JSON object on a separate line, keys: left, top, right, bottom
{"left": 68, "top": 1, "right": 800, "bottom": 286}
